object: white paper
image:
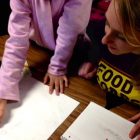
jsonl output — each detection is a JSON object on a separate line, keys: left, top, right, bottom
{"left": 61, "top": 102, "right": 136, "bottom": 140}
{"left": 0, "top": 75, "right": 79, "bottom": 140}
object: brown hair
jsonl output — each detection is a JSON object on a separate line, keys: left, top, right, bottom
{"left": 116, "top": 0, "right": 140, "bottom": 86}
{"left": 117, "top": 0, "right": 140, "bottom": 47}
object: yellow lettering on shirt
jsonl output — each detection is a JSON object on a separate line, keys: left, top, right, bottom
{"left": 97, "top": 60, "right": 140, "bottom": 106}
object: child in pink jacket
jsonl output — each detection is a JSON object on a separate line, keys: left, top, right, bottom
{"left": 0, "top": 0, "right": 92, "bottom": 123}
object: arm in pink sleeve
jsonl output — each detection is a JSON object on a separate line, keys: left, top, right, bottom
{"left": 0, "top": 0, "right": 31, "bottom": 101}
{"left": 48, "top": 0, "right": 92, "bottom": 75}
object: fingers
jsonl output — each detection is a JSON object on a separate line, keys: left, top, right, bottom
{"left": 0, "top": 109, "right": 4, "bottom": 123}
{"left": 129, "top": 113, "right": 140, "bottom": 122}
{"left": 78, "top": 62, "right": 96, "bottom": 79}
{"left": 49, "top": 78, "right": 54, "bottom": 94}
{"left": 85, "top": 68, "right": 97, "bottom": 79}
{"left": 0, "top": 99, "right": 7, "bottom": 123}
{"left": 44, "top": 74, "right": 60, "bottom": 95}
{"left": 60, "top": 80, "right": 64, "bottom": 94}
{"left": 63, "top": 77, "right": 68, "bottom": 87}
{"left": 55, "top": 80, "right": 60, "bottom": 95}
{"left": 78, "top": 63, "right": 89, "bottom": 77}
{"left": 59, "top": 77, "right": 68, "bottom": 93}
{"left": 129, "top": 113, "right": 140, "bottom": 139}
{"left": 43, "top": 74, "right": 49, "bottom": 84}
{"left": 44, "top": 73, "right": 68, "bottom": 95}
{"left": 54, "top": 77, "right": 68, "bottom": 95}
{"left": 129, "top": 120, "right": 140, "bottom": 139}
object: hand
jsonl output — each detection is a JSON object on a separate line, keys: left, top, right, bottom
{"left": 0, "top": 99, "right": 7, "bottom": 123}
{"left": 129, "top": 113, "right": 140, "bottom": 140}
{"left": 78, "top": 62, "right": 97, "bottom": 79}
{"left": 44, "top": 72, "right": 68, "bottom": 95}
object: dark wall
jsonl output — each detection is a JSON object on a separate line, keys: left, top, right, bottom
{"left": 0, "top": 1, "right": 11, "bottom": 35}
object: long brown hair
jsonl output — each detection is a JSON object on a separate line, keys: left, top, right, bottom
{"left": 117, "top": 0, "right": 140, "bottom": 47}
{"left": 117, "top": 0, "right": 140, "bottom": 85}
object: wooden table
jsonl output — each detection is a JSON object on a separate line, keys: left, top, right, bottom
{"left": 0, "top": 35, "right": 139, "bottom": 140}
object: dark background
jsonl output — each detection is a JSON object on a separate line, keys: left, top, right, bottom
{"left": 0, "top": 1, "right": 11, "bottom": 35}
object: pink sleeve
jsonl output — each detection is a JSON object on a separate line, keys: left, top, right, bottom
{"left": 0, "top": 0, "right": 31, "bottom": 101}
{"left": 48, "top": 0, "right": 92, "bottom": 75}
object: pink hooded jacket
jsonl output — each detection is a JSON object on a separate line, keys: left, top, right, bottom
{"left": 0, "top": 0, "right": 92, "bottom": 101}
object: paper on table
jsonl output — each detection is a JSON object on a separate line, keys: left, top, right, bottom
{"left": 61, "top": 102, "right": 136, "bottom": 140}
{"left": 0, "top": 75, "right": 79, "bottom": 140}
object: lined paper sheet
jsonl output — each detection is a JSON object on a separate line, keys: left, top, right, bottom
{"left": 0, "top": 76, "right": 79, "bottom": 140}
{"left": 61, "top": 102, "right": 136, "bottom": 140}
